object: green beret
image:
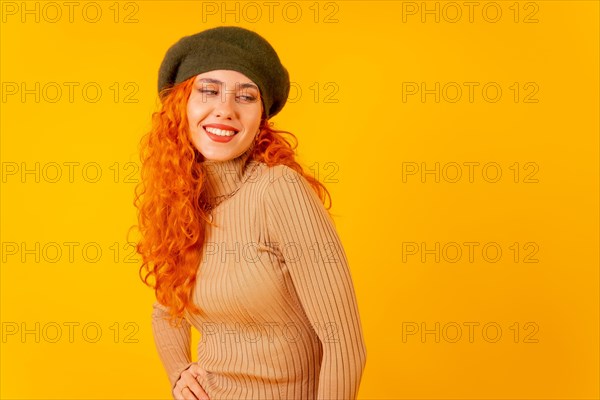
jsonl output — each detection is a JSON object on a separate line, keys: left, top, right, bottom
{"left": 158, "top": 26, "right": 290, "bottom": 119}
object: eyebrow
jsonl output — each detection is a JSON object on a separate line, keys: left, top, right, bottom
{"left": 197, "top": 78, "right": 259, "bottom": 91}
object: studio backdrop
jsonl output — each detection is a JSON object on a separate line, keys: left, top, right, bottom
{"left": 1, "top": 1, "right": 599, "bottom": 399}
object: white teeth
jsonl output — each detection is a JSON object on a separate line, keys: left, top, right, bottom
{"left": 205, "top": 127, "right": 237, "bottom": 137}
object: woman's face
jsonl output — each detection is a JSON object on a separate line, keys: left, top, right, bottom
{"left": 187, "top": 70, "right": 263, "bottom": 162}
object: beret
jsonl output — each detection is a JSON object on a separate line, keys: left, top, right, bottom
{"left": 158, "top": 26, "right": 290, "bottom": 119}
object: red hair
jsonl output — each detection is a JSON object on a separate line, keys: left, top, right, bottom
{"left": 132, "top": 76, "right": 333, "bottom": 326}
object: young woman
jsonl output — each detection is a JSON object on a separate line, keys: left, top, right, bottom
{"left": 134, "top": 26, "right": 367, "bottom": 400}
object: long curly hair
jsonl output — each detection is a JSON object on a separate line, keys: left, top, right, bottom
{"left": 132, "top": 76, "right": 333, "bottom": 326}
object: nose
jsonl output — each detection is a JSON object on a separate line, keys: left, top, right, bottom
{"left": 213, "top": 91, "right": 237, "bottom": 118}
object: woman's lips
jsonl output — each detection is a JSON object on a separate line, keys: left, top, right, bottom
{"left": 203, "top": 126, "right": 238, "bottom": 143}
{"left": 203, "top": 123, "right": 239, "bottom": 132}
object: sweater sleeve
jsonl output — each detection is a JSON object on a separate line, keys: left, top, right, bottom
{"left": 263, "top": 167, "right": 367, "bottom": 400}
{"left": 151, "top": 301, "right": 195, "bottom": 390}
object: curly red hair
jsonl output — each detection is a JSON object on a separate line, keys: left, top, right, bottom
{"left": 132, "top": 76, "right": 333, "bottom": 325}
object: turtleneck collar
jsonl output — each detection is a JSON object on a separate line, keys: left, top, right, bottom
{"left": 200, "top": 145, "right": 259, "bottom": 208}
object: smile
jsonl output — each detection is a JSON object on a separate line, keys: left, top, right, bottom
{"left": 204, "top": 126, "right": 238, "bottom": 137}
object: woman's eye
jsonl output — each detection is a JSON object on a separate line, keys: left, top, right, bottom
{"left": 197, "top": 89, "right": 256, "bottom": 103}
{"left": 237, "top": 95, "right": 257, "bottom": 103}
{"left": 199, "top": 89, "right": 218, "bottom": 95}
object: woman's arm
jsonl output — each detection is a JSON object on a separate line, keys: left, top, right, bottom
{"left": 151, "top": 301, "right": 195, "bottom": 390}
{"left": 263, "top": 166, "right": 368, "bottom": 400}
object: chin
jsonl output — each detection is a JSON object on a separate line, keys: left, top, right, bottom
{"left": 200, "top": 148, "right": 236, "bottom": 162}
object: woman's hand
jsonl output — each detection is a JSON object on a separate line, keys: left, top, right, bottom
{"left": 172, "top": 363, "right": 210, "bottom": 400}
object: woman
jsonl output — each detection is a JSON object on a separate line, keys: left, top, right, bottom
{"left": 134, "top": 26, "right": 367, "bottom": 400}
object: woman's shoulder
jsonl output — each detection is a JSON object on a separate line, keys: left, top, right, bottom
{"left": 252, "top": 162, "right": 304, "bottom": 186}
{"left": 248, "top": 162, "right": 309, "bottom": 203}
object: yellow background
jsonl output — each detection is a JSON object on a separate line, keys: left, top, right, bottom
{"left": 1, "top": 1, "right": 598, "bottom": 399}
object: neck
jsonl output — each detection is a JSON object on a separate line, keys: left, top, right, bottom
{"left": 201, "top": 146, "right": 258, "bottom": 207}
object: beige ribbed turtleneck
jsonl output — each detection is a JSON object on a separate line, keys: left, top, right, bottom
{"left": 151, "top": 146, "right": 367, "bottom": 400}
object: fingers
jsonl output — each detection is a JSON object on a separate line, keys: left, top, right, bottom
{"left": 182, "top": 386, "right": 198, "bottom": 400}
{"left": 172, "top": 379, "right": 193, "bottom": 400}
{"left": 188, "top": 363, "right": 208, "bottom": 378}
{"left": 172, "top": 365, "right": 209, "bottom": 400}
{"left": 173, "top": 383, "right": 201, "bottom": 400}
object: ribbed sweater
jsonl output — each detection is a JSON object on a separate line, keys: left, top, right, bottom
{"left": 151, "top": 146, "right": 367, "bottom": 400}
